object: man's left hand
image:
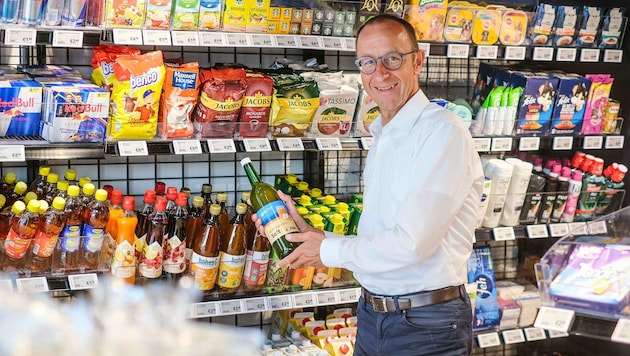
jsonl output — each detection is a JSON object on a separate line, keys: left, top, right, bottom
{"left": 278, "top": 231, "right": 326, "bottom": 269}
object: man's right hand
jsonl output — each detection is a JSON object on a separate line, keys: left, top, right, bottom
{"left": 250, "top": 190, "right": 318, "bottom": 237}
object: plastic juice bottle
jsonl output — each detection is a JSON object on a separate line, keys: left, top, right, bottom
{"left": 64, "top": 168, "right": 77, "bottom": 186}
{"left": 216, "top": 192, "right": 229, "bottom": 236}
{"left": 55, "top": 180, "right": 69, "bottom": 200}
{"left": 185, "top": 196, "right": 205, "bottom": 264}
{"left": 217, "top": 202, "right": 248, "bottom": 294}
{"left": 30, "top": 196, "right": 66, "bottom": 273}
{"left": 163, "top": 192, "right": 188, "bottom": 282}
{"left": 111, "top": 196, "right": 138, "bottom": 284}
{"left": 240, "top": 191, "right": 257, "bottom": 249}
{"left": 0, "top": 194, "right": 8, "bottom": 240}
{"left": 190, "top": 203, "right": 222, "bottom": 291}
{"left": 105, "top": 190, "right": 124, "bottom": 240}
{"left": 78, "top": 176, "right": 91, "bottom": 189}
{"left": 80, "top": 182, "right": 96, "bottom": 223}
{"left": 42, "top": 173, "right": 59, "bottom": 204}
{"left": 325, "top": 213, "right": 346, "bottom": 235}
{"left": 24, "top": 191, "right": 38, "bottom": 205}
{"left": 306, "top": 214, "right": 325, "bottom": 230}
{"left": 135, "top": 189, "right": 156, "bottom": 261}
{"left": 54, "top": 185, "right": 83, "bottom": 273}
{"left": 595, "top": 164, "right": 627, "bottom": 216}
{"left": 102, "top": 185, "right": 114, "bottom": 201}
{"left": 241, "top": 157, "right": 299, "bottom": 259}
{"left": 165, "top": 186, "right": 178, "bottom": 213}
{"left": 575, "top": 158, "right": 605, "bottom": 221}
{"left": 29, "top": 166, "right": 50, "bottom": 198}
{"left": 201, "top": 183, "right": 213, "bottom": 211}
{"left": 155, "top": 181, "right": 166, "bottom": 197}
{"left": 0, "top": 171, "right": 17, "bottom": 195}
{"left": 5, "top": 181, "right": 27, "bottom": 208}
{"left": 81, "top": 189, "right": 109, "bottom": 270}
{"left": 139, "top": 197, "right": 168, "bottom": 283}
{"left": 334, "top": 202, "right": 351, "bottom": 221}
{"left": 297, "top": 195, "right": 312, "bottom": 208}
{"left": 242, "top": 230, "right": 271, "bottom": 293}
{"left": 2, "top": 200, "right": 39, "bottom": 272}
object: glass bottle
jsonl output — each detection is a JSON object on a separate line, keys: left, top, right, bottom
{"left": 0, "top": 195, "right": 12, "bottom": 241}
{"left": 190, "top": 204, "right": 222, "bottom": 292}
{"left": 2, "top": 200, "right": 39, "bottom": 272}
{"left": 243, "top": 230, "right": 271, "bottom": 293}
{"left": 43, "top": 173, "right": 59, "bottom": 204}
{"left": 163, "top": 192, "right": 188, "bottom": 282}
{"left": 201, "top": 183, "right": 213, "bottom": 214}
{"left": 185, "top": 196, "right": 205, "bottom": 264}
{"left": 111, "top": 196, "right": 137, "bottom": 284}
{"left": 53, "top": 185, "right": 83, "bottom": 273}
{"left": 81, "top": 189, "right": 109, "bottom": 271}
{"left": 240, "top": 157, "right": 299, "bottom": 259}
{"left": 135, "top": 189, "right": 156, "bottom": 263}
{"left": 5, "top": 181, "right": 28, "bottom": 209}
{"left": 139, "top": 196, "right": 168, "bottom": 283}
{"left": 0, "top": 171, "right": 17, "bottom": 195}
{"left": 55, "top": 180, "right": 69, "bottom": 201}
{"left": 64, "top": 168, "right": 77, "bottom": 186}
{"left": 105, "top": 190, "right": 124, "bottom": 241}
{"left": 217, "top": 203, "right": 248, "bottom": 294}
{"left": 180, "top": 187, "right": 192, "bottom": 209}
{"left": 30, "top": 196, "right": 66, "bottom": 274}
{"left": 216, "top": 192, "right": 229, "bottom": 236}
{"left": 29, "top": 166, "right": 50, "bottom": 198}
{"left": 240, "top": 191, "right": 257, "bottom": 249}
{"left": 165, "top": 186, "right": 178, "bottom": 213}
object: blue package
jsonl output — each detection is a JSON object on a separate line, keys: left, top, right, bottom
{"left": 549, "top": 73, "right": 591, "bottom": 135}
{"left": 552, "top": 6, "right": 579, "bottom": 46}
{"left": 577, "top": 6, "right": 604, "bottom": 47}
{"left": 468, "top": 246, "right": 500, "bottom": 330}
{"left": 511, "top": 72, "right": 559, "bottom": 135}
{"left": 0, "top": 80, "right": 43, "bottom": 137}
{"left": 599, "top": 8, "right": 626, "bottom": 48}
{"left": 529, "top": 3, "right": 556, "bottom": 46}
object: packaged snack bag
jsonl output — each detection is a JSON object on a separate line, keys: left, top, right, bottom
{"left": 270, "top": 80, "right": 320, "bottom": 137}
{"left": 158, "top": 62, "right": 199, "bottom": 138}
{"left": 577, "top": 6, "right": 604, "bottom": 47}
{"left": 91, "top": 45, "right": 141, "bottom": 91}
{"left": 528, "top": 3, "right": 556, "bottom": 45}
{"left": 599, "top": 8, "right": 626, "bottom": 48}
{"left": 238, "top": 72, "right": 273, "bottom": 138}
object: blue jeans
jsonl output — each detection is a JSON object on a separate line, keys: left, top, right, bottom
{"left": 354, "top": 292, "right": 473, "bottom": 356}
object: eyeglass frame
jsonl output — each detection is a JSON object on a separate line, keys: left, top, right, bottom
{"left": 354, "top": 50, "right": 419, "bottom": 74}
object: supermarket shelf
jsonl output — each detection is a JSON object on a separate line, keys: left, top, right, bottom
{"left": 0, "top": 136, "right": 105, "bottom": 160}
{"left": 474, "top": 220, "right": 608, "bottom": 242}
{"left": 534, "top": 306, "right": 630, "bottom": 344}
{"left": 472, "top": 134, "right": 625, "bottom": 153}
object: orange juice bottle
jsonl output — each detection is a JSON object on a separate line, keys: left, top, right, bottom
{"left": 42, "top": 173, "right": 59, "bottom": 204}
{"left": 190, "top": 204, "right": 221, "bottom": 292}
{"left": 105, "top": 190, "right": 124, "bottom": 240}
{"left": 217, "top": 203, "right": 248, "bottom": 294}
{"left": 81, "top": 189, "right": 109, "bottom": 270}
{"left": 112, "top": 196, "right": 138, "bottom": 284}
{"left": 30, "top": 197, "right": 66, "bottom": 274}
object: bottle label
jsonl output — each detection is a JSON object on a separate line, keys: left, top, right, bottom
{"left": 4, "top": 228, "right": 32, "bottom": 259}
{"left": 552, "top": 194, "right": 568, "bottom": 221}
{"left": 111, "top": 240, "right": 136, "bottom": 278}
{"left": 258, "top": 200, "right": 299, "bottom": 245}
{"left": 217, "top": 251, "right": 246, "bottom": 288}
{"left": 190, "top": 252, "right": 220, "bottom": 290}
{"left": 243, "top": 249, "right": 270, "bottom": 286}
{"left": 163, "top": 235, "right": 186, "bottom": 273}
{"left": 82, "top": 225, "right": 105, "bottom": 253}
{"left": 134, "top": 234, "right": 146, "bottom": 262}
{"left": 59, "top": 223, "right": 83, "bottom": 252}
{"left": 139, "top": 241, "right": 163, "bottom": 278}
{"left": 32, "top": 229, "right": 60, "bottom": 258}
{"left": 540, "top": 195, "right": 556, "bottom": 222}
{"left": 525, "top": 194, "right": 543, "bottom": 222}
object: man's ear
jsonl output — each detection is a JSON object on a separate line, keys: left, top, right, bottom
{"left": 414, "top": 49, "right": 426, "bottom": 75}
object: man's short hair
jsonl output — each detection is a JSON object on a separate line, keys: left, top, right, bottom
{"left": 355, "top": 14, "right": 419, "bottom": 51}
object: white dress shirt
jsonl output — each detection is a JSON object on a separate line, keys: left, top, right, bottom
{"left": 320, "top": 89, "right": 484, "bottom": 296}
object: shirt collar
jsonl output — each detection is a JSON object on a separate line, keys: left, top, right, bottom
{"left": 369, "top": 89, "right": 430, "bottom": 138}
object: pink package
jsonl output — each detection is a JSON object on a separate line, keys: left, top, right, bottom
{"left": 581, "top": 74, "right": 614, "bottom": 135}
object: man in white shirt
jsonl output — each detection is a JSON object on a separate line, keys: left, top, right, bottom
{"left": 255, "top": 14, "right": 484, "bottom": 355}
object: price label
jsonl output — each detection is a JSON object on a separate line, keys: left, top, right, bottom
{"left": 0, "top": 145, "right": 25, "bottom": 162}
{"left": 605, "top": 135, "right": 624, "bottom": 149}
{"left": 524, "top": 327, "right": 547, "bottom": 341}
{"left": 493, "top": 226, "right": 516, "bottom": 241}
{"left": 269, "top": 295, "right": 293, "bottom": 310}
{"left": 583, "top": 136, "right": 603, "bottom": 150}
{"left": 519, "top": 136, "right": 540, "bottom": 151}
{"left": 476, "top": 45, "right": 498, "bottom": 59}
{"left": 112, "top": 28, "right": 143, "bottom": 45}
{"left": 299, "top": 35, "right": 322, "bottom": 49}
{"left": 504, "top": 46, "right": 526, "bottom": 60}
{"left": 343, "top": 38, "right": 356, "bottom": 51}
{"left": 118, "top": 141, "right": 149, "bottom": 156}
{"left": 549, "top": 223, "right": 570, "bottom": 237}
{"left": 447, "top": 44, "right": 469, "bottom": 58}
{"left": 587, "top": 220, "right": 607, "bottom": 234}
{"left": 477, "top": 332, "right": 501, "bottom": 348}
{"left": 276, "top": 35, "right": 297, "bottom": 47}
{"left": 0, "top": 279, "right": 13, "bottom": 293}
{"left": 4, "top": 28, "right": 36, "bottom": 46}
{"left": 526, "top": 224, "right": 549, "bottom": 239}
{"left": 473, "top": 137, "right": 492, "bottom": 152}
{"left": 534, "top": 306, "right": 575, "bottom": 332}
{"left": 143, "top": 30, "right": 171, "bottom": 46}
{"left": 200, "top": 32, "right": 227, "bottom": 46}
{"left": 277, "top": 138, "right": 304, "bottom": 151}
{"left": 338, "top": 288, "right": 360, "bottom": 303}
{"left": 243, "top": 138, "right": 272, "bottom": 152}
{"left": 316, "top": 291, "right": 338, "bottom": 305}
{"left": 533, "top": 47, "right": 554, "bottom": 61}
{"left": 502, "top": 329, "right": 526, "bottom": 344}
{"left": 67, "top": 273, "right": 98, "bottom": 290}
{"left": 360, "top": 137, "right": 373, "bottom": 150}
{"left": 52, "top": 30, "right": 83, "bottom": 48}
{"left": 16, "top": 277, "right": 49, "bottom": 293}
{"left": 611, "top": 318, "right": 630, "bottom": 345}
{"left": 491, "top": 137, "right": 512, "bottom": 151}
{"left": 556, "top": 48, "right": 577, "bottom": 62}
{"left": 552, "top": 136, "right": 573, "bottom": 150}
{"left": 244, "top": 298, "right": 267, "bottom": 313}
{"left": 207, "top": 139, "right": 236, "bottom": 154}
{"left": 604, "top": 49, "right": 623, "bottom": 63}
{"left": 322, "top": 37, "right": 344, "bottom": 50}
{"left": 580, "top": 48, "right": 600, "bottom": 62}
{"left": 193, "top": 302, "right": 218, "bottom": 318}
{"left": 316, "top": 137, "right": 342, "bottom": 151}
{"left": 220, "top": 300, "right": 243, "bottom": 315}
{"left": 172, "top": 31, "right": 199, "bottom": 46}
{"left": 249, "top": 34, "right": 273, "bottom": 47}
{"left": 548, "top": 330, "right": 569, "bottom": 338}
{"left": 293, "top": 293, "right": 315, "bottom": 307}
{"left": 569, "top": 222, "right": 587, "bottom": 235}
{"left": 418, "top": 42, "right": 431, "bottom": 57}
{"left": 173, "top": 139, "right": 202, "bottom": 154}
{"left": 225, "top": 32, "right": 250, "bottom": 46}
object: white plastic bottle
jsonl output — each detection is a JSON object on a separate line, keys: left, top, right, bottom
{"left": 482, "top": 159, "right": 514, "bottom": 228}
{"left": 561, "top": 170, "right": 583, "bottom": 222}
{"left": 500, "top": 158, "right": 533, "bottom": 226}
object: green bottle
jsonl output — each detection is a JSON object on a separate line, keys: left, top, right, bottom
{"left": 241, "top": 157, "right": 299, "bottom": 259}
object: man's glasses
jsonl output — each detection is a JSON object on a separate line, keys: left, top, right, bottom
{"left": 354, "top": 50, "right": 418, "bottom": 74}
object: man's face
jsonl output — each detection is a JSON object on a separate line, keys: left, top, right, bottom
{"left": 356, "top": 21, "right": 424, "bottom": 123}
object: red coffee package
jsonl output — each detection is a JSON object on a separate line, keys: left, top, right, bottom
{"left": 238, "top": 72, "right": 274, "bottom": 138}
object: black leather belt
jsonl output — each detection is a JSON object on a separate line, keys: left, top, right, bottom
{"left": 362, "top": 285, "right": 465, "bottom": 313}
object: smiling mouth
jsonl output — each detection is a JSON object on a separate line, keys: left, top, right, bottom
{"left": 376, "top": 83, "right": 397, "bottom": 90}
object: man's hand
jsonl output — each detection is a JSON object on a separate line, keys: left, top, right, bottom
{"left": 251, "top": 190, "right": 319, "bottom": 236}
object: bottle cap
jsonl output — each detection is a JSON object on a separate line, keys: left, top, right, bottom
{"left": 123, "top": 196, "right": 135, "bottom": 210}
{"left": 323, "top": 195, "right": 336, "bottom": 205}
{"left": 240, "top": 157, "right": 252, "bottom": 166}
{"left": 549, "top": 163, "right": 561, "bottom": 178}
{"left": 590, "top": 158, "right": 604, "bottom": 176}
{"left": 155, "top": 182, "right": 166, "bottom": 196}
{"left": 24, "top": 191, "right": 38, "bottom": 204}
{"left": 532, "top": 156, "right": 543, "bottom": 172}
{"left": 95, "top": 189, "right": 108, "bottom": 202}
{"left": 331, "top": 213, "right": 344, "bottom": 223}
{"left": 297, "top": 181, "right": 309, "bottom": 191}
{"left": 580, "top": 155, "right": 595, "bottom": 172}
{"left": 176, "top": 192, "right": 188, "bottom": 206}
{"left": 192, "top": 196, "right": 204, "bottom": 207}
{"left": 287, "top": 174, "right": 298, "bottom": 184}
{"left": 38, "top": 166, "right": 51, "bottom": 176}
{"left": 64, "top": 168, "right": 76, "bottom": 181}
{"left": 318, "top": 205, "right": 331, "bottom": 213}
{"left": 235, "top": 202, "right": 247, "bottom": 214}
{"left": 309, "top": 214, "right": 323, "bottom": 224}
{"left": 560, "top": 166, "right": 571, "bottom": 180}
{"left": 611, "top": 164, "right": 627, "bottom": 183}
{"left": 102, "top": 185, "right": 114, "bottom": 199}
{"left": 67, "top": 185, "right": 80, "bottom": 197}
{"left": 296, "top": 206, "right": 309, "bottom": 215}
{"left": 336, "top": 202, "right": 349, "bottom": 211}
{"left": 299, "top": 195, "right": 312, "bottom": 206}
{"left": 83, "top": 183, "right": 96, "bottom": 196}
{"left": 217, "top": 192, "right": 227, "bottom": 202}
{"left": 38, "top": 200, "right": 49, "bottom": 213}
{"left": 180, "top": 187, "right": 191, "bottom": 197}
{"left": 155, "top": 196, "right": 167, "bottom": 211}
{"left": 14, "top": 181, "right": 27, "bottom": 195}
{"left": 241, "top": 191, "right": 250, "bottom": 201}
{"left": 26, "top": 199, "right": 40, "bottom": 213}
{"left": 111, "top": 190, "right": 123, "bottom": 205}
{"left": 166, "top": 187, "right": 178, "bottom": 200}
{"left": 78, "top": 176, "right": 91, "bottom": 188}
{"left": 0, "top": 194, "right": 5, "bottom": 209}
{"left": 144, "top": 190, "right": 156, "bottom": 204}
{"left": 57, "top": 180, "right": 69, "bottom": 191}
{"left": 571, "top": 151, "right": 586, "bottom": 169}
{"left": 202, "top": 183, "right": 213, "bottom": 194}
{"left": 52, "top": 197, "right": 66, "bottom": 211}
{"left": 12, "top": 200, "right": 25, "bottom": 215}
{"left": 4, "top": 171, "right": 16, "bottom": 184}
{"left": 210, "top": 204, "right": 221, "bottom": 216}
{"left": 572, "top": 170, "right": 583, "bottom": 181}
{"left": 310, "top": 188, "right": 322, "bottom": 198}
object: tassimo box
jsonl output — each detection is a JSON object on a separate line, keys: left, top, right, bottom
{"left": 0, "top": 80, "right": 43, "bottom": 137}
{"left": 511, "top": 72, "right": 559, "bottom": 135}
{"left": 549, "top": 73, "right": 591, "bottom": 135}
{"left": 308, "top": 84, "right": 359, "bottom": 138}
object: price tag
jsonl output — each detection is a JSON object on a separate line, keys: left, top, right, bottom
{"left": 552, "top": 136, "right": 573, "bottom": 150}
{"left": 172, "top": 31, "right": 199, "bottom": 46}
{"left": 605, "top": 135, "right": 624, "bottom": 149}
{"left": 519, "top": 136, "right": 540, "bottom": 151}
{"left": 112, "top": 28, "right": 143, "bottom": 45}
{"left": 276, "top": 35, "right": 297, "bottom": 47}
{"left": 118, "top": 141, "right": 148, "bottom": 156}
{"left": 360, "top": 137, "right": 373, "bottom": 150}
{"left": 244, "top": 298, "right": 268, "bottom": 313}
{"left": 604, "top": 49, "right": 623, "bottom": 63}
{"left": 338, "top": 288, "right": 360, "bottom": 303}
{"left": 447, "top": 44, "right": 469, "bottom": 58}
{"left": 418, "top": 42, "right": 430, "bottom": 57}
{"left": 533, "top": 47, "right": 554, "bottom": 61}
{"left": 173, "top": 139, "right": 202, "bottom": 154}
{"left": 526, "top": 224, "right": 549, "bottom": 239}
{"left": 583, "top": 135, "right": 603, "bottom": 150}
{"left": 534, "top": 306, "right": 575, "bottom": 332}
{"left": 493, "top": 226, "right": 516, "bottom": 241}
{"left": 200, "top": 32, "right": 227, "bottom": 46}
{"left": 220, "top": 300, "right": 243, "bottom": 315}
{"left": 249, "top": 34, "right": 273, "bottom": 47}
{"left": 580, "top": 48, "right": 600, "bottom": 63}
{"left": 343, "top": 38, "right": 356, "bottom": 51}
{"left": 476, "top": 45, "right": 498, "bottom": 59}
{"left": 207, "top": 139, "right": 236, "bottom": 154}
{"left": 322, "top": 37, "right": 344, "bottom": 50}
{"left": 524, "top": 327, "right": 547, "bottom": 341}
{"left": 587, "top": 220, "right": 607, "bottom": 234}
{"left": 0, "top": 279, "right": 13, "bottom": 293}
{"left": 193, "top": 302, "right": 218, "bottom": 318}
{"left": 277, "top": 138, "right": 304, "bottom": 151}
{"left": 569, "top": 222, "right": 587, "bottom": 235}
{"left": 67, "top": 273, "right": 98, "bottom": 290}
{"left": 0, "top": 145, "right": 25, "bottom": 162}
{"left": 477, "top": 332, "right": 501, "bottom": 348}
{"left": 299, "top": 35, "right": 322, "bottom": 49}
{"left": 269, "top": 295, "right": 293, "bottom": 310}
{"left": 502, "top": 329, "right": 526, "bottom": 344}
{"left": 473, "top": 137, "right": 492, "bottom": 152}
{"left": 293, "top": 293, "right": 316, "bottom": 307}
{"left": 225, "top": 32, "right": 250, "bottom": 46}
{"left": 316, "top": 137, "right": 342, "bottom": 151}
{"left": 491, "top": 137, "right": 512, "bottom": 151}
{"left": 549, "top": 223, "right": 569, "bottom": 237}
{"left": 556, "top": 48, "right": 577, "bottom": 62}
{"left": 504, "top": 46, "right": 526, "bottom": 60}
{"left": 316, "top": 291, "right": 338, "bottom": 305}
{"left": 243, "top": 138, "right": 272, "bottom": 152}
{"left": 16, "top": 277, "right": 49, "bottom": 293}
{"left": 52, "top": 30, "right": 83, "bottom": 48}
{"left": 4, "top": 28, "right": 36, "bottom": 46}
{"left": 611, "top": 318, "right": 630, "bottom": 345}
{"left": 143, "top": 30, "right": 171, "bottom": 46}
{"left": 548, "top": 330, "right": 569, "bottom": 338}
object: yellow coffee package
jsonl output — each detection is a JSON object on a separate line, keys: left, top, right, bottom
{"left": 406, "top": 0, "right": 448, "bottom": 42}
{"left": 159, "top": 62, "right": 199, "bottom": 138}
{"left": 108, "top": 50, "right": 165, "bottom": 139}
{"left": 270, "top": 80, "right": 320, "bottom": 137}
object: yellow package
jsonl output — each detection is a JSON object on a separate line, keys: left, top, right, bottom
{"left": 405, "top": 0, "right": 448, "bottom": 42}
{"left": 109, "top": 51, "right": 165, "bottom": 139}
{"left": 500, "top": 10, "right": 528, "bottom": 46}
{"left": 472, "top": 9, "right": 501, "bottom": 45}
{"left": 270, "top": 81, "right": 320, "bottom": 137}
{"left": 444, "top": 7, "right": 474, "bottom": 43}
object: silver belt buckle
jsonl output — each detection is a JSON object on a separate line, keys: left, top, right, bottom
{"left": 371, "top": 295, "right": 389, "bottom": 313}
